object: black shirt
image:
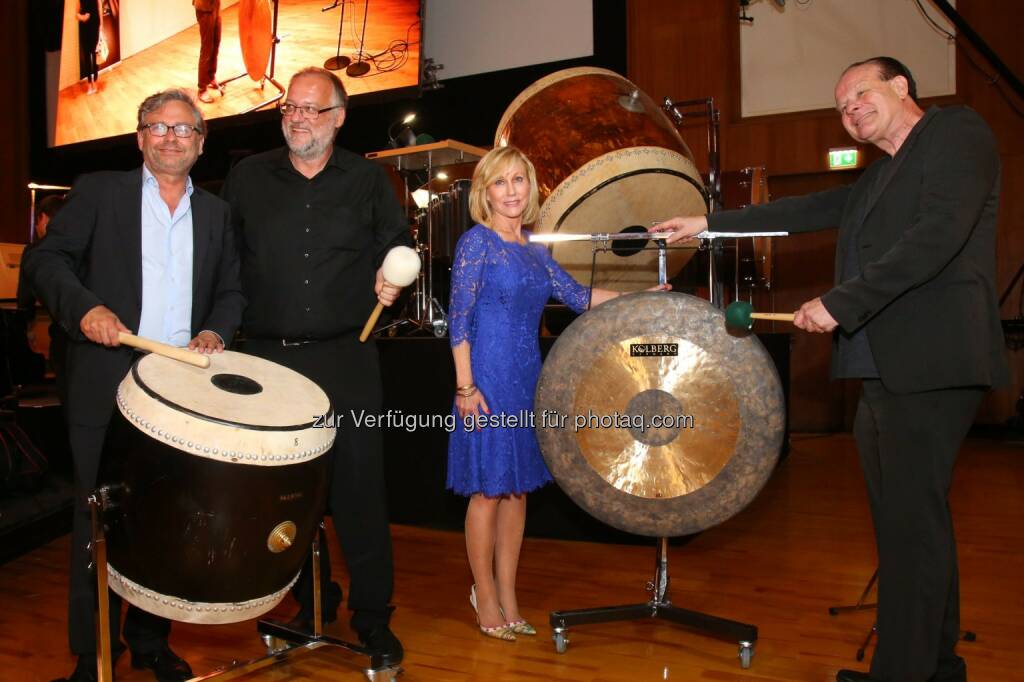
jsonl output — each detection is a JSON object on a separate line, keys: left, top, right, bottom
{"left": 221, "top": 146, "right": 411, "bottom": 339}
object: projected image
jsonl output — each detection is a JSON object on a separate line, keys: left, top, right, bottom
{"left": 49, "top": 0, "right": 421, "bottom": 147}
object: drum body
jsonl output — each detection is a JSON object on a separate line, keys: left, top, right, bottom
{"left": 495, "top": 67, "right": 708, "bottom": 290}
{"left": 535, "top": 293, "right": 784, "bottom": 537}
{"left": 100, "top": 350, "right": 334, "bottom": 624}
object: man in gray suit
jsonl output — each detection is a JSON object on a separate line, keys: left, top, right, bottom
{"left": 657, "top": 57, "right": 1006, "bottom": 682}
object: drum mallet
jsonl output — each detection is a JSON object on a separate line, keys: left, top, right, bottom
{"left": 724, "top": 300, "right": 795, "bottom": 331}
{"left": 359, "top": 246, "right": 421, "bottom": 342}
{"left": 117, "top": 332, "right": 211, "bottom": 369}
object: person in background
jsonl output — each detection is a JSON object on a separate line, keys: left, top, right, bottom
{"left": 193, "top": 0, "right": 222, "bottom": 104}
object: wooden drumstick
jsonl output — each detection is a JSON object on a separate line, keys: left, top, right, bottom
{"left": 359, "top": 246, "right": 421, "bottom": 343}
{"left": 117, "top": 332, "right": 211, "bottom": 369}
{"left": 724, "top": 301, "right": 795, "bottom": 330}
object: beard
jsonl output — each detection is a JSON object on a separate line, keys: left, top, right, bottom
{"left": 283, "top": 120, "right": 336, "bottom": 161}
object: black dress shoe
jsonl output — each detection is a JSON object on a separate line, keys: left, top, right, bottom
{"left": 358, "top": 624, "right": 404, "bottom": 667}
{"left": 836, "top": 670, "right": 877, "bottom": 682}
{"left": 130, "top": 645, "right": 192, "bottom": 682}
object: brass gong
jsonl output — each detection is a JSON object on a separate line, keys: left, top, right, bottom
{"left": 238, "top": 0, "right": 273, "bottom": 81}
{"left": 535, "top": 292, "right": 784, "bottom": 537}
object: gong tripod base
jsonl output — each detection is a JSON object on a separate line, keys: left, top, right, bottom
{"left": 256, "top": 620, "right": 402, "bottom": 680}
{"left": 549, "top": 601, "right": 757, "bottom": 668}
{"left": 548, "top": 538, "right": 757, "bottom": 668}
{"left": 325, "top": 55, "right": 351, "bottom": 70}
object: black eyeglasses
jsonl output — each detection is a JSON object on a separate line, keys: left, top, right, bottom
{"left": 279, "top": 103, "right": 344, "bottom": 120}
{"left": 139, "top": 122, "right": 202, "bottom": 138}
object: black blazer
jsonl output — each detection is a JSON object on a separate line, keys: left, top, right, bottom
{"left": 23, "top": 167, "right": 246, "bottom": 426}
{"left": 710, "top": 106, "right": 1008, "bottom": 394}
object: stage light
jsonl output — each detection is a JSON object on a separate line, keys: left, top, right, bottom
{"left": 388, "top": 113, "right": 418, "bottom": 148}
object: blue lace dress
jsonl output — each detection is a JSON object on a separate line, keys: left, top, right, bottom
{"left": 446, "top": 225, "right": 591, "bottom": 497}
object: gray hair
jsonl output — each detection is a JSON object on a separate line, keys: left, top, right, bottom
{"left": 136, "top": 89, "right": 206, "bottom": 135}
{"left": 289, "top": 66, "right": 349, "bottom": 109}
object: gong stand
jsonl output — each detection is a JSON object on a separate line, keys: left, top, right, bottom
{"left": 88, "top": 507, "right": 400, "bottom": 682}
{"left": 530, "top": 231, "right": 760, "bottom": 668}
{"left": 221, "top": 0, "right": 286, "bottom": 113}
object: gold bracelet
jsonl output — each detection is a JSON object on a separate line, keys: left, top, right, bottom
{"left": 456, "top": 383, "right": 477, "bottom": 397}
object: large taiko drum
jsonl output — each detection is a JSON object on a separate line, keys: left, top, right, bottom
{"left": 99, "top": 350, "right": 334, "bottom": 624}
{"left": 495, "top": 67, "right": 708, "bottom": 290}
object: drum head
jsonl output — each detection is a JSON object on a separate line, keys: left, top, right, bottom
{"left": 535, "top": 293, "right": 784, "bottom": 537}
{"left": 133, "top": 350, "right": 328, "bottom": 429}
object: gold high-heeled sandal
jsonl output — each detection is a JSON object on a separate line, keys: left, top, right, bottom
{"left": 504, "top": 618, "right": 537, "bottom": 636}
{"left": 470, "top": 585, "right": 516, "bottom": 641}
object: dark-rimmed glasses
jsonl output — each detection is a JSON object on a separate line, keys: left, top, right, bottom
{"left": 279, "top": 103, "right": 344, "bottom": 120}
{"left": 139, "top": 122, "right": 202, "bottom": 138}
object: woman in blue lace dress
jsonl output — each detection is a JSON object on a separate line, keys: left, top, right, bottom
{"left": 447, "top": 146, "right": 668, "bottom": 640}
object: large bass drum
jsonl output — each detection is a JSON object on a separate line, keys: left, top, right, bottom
{"left": 495, "top": 67, "right": 707, "bottom": 290}
{"left": 99, "top": 350, "right": 334, "bottom": 624}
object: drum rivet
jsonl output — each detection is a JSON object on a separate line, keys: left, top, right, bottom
{"left": 187, "top": 441, "right": 193, "bottom": 447}
{"left": 204, "top": 447, "right": 210, "bottom": 453}
{"left": 158, "top": 430, "right": 164, "bottom": 436}
{"left": 213, "top": 448, "right": 219, "bottom": 454}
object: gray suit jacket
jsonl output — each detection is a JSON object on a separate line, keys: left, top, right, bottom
{"left": 710, "top": 106, "right": 1008, "bottom": 394}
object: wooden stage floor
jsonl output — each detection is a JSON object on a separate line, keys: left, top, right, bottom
{"left": 55, "top": 0, "right": 420, "bottom": 147}
{"left": 2, "top": 434, "right": 1022, "bottom": 681}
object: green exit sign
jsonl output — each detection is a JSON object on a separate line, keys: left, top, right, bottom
{"left": 829, "top": 147, "right": 859, "bottom": 170}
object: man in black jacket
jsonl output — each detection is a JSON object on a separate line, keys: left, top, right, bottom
{"left": 657, "top": 57, "right": 1006, "bottom": 682}
{"left": 24, "top": 89, "right": 245, "bottom": 682}
{"left": 221, "top": 66, "right": 410, "bottom": 667}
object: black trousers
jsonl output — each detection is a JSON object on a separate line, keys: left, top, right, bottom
{"left": 245, "top": 336, "right": 395, "bottom": 633}
{"left": 855, "top": 380, "right": 983, "bottom": 682}
{"left": 67, "top": 423, "right": 171, "bottom": 657}
{"left": 195, "top": 6, "right": 221, "bottom": 89}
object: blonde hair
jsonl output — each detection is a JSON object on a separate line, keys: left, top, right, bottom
{"left": 469, "top": 146, "right": 541, "bottom": 227}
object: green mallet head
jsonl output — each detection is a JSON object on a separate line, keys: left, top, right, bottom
{"left": 725, "top": 300, "right": 754, "bottom": 330}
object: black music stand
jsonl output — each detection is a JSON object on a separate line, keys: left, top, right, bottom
{"left": 828, "top": 567, "right": 976, "bottom": 662}
{"left": 87, "top": 501, "right": 400, "bottom": 682}
{"left": 323, "top": 0, "right": 351, "bottom": 70}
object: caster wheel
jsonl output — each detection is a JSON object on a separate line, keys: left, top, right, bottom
{"left": 261, "top": 634, "right": 288, "bottom": 655}
{"left": 553, "top": 631, "right": 569, "bottom": 654}
{"left": 738, "top": 643, "right": 753, "bottom": 669}
{"left": 364, "top": 666, "right": 402, "bottom": 681}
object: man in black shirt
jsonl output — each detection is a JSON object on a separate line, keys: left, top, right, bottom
{"left": 221, "top": 66, "right": 410, "bottom": 666}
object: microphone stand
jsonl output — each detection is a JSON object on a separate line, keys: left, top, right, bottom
{"left": 323, "top": 0, "right": 351, "bottom": 70}
{"left": 346, "top": 0, "right": 371, "bottom": 77}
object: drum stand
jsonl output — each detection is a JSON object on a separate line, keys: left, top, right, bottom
{"left": 828, "top": 567, "right": 976, "bottom": 663}
{"left": 549, "top": 537, "right": 757, "bottom": 669}
{"left": 86, "top": 504, "right": 399, "bottom": 682}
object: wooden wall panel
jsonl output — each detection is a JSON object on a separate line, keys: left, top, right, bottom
{"left": 629, "top": 0, "right": 1024, "bottom": 428}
